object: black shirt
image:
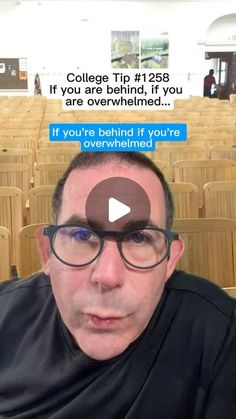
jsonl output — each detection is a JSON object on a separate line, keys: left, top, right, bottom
{"left": 0, "top": 270, "right": 235, "bottom": 419}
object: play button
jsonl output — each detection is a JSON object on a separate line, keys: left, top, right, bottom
{"left": 85, "top": 177, "right": 151, "bottom": 230}
{"left": 108, "top": 197, "right": 131, "bottom": 222}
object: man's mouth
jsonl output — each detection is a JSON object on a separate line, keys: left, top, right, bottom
{"left": 86, "top": 313, "right": 124, "bottom": 329}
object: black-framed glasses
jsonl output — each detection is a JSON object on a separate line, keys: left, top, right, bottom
{"left": 43, "top": 224, "right": 179, "bottom": 270}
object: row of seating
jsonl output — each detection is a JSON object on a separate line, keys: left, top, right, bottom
{"left": 1, "top": 99, "right": 236, "bottom": 160}
{"left": 1, "top": 95, "right": 236, "bottom": 122}
{"left": 24, "top": 181, "right": 236, "bottom": 221}
{"left": 0, "top": 159, "right": 236, "bottom": 213}
{"left": 0, "top": 139, "right": 234, "bottom": 186}
{"left": 1, "top": 145, "right": 236, "bottom": 177}
{"left": 2, "top": 105, "right": 236, "bottom": 123}
{"left": 1, "top": 178, "right": 236, "bottom": 273}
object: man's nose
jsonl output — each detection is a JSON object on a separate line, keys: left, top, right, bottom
{"left": 90, "top": 240, "right": 125, "bottom": 290}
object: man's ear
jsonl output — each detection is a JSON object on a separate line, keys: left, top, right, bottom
{"left": 166, "top": 236, "right": 184, "bottom": 279}
{"left": 36, "top": 227, "right": 51, "bottom": 276}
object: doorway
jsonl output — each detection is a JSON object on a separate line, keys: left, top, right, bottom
{"left": 205, "top": 51, "right": 236, "bottom": 100}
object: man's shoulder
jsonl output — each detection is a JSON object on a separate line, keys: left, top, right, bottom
{"left": 166, "top": 270, "right": 235, "bottom": 318}
{"left": 0, "top": 273, "right": 54, "bottom": 333}
{"left": 0, "top": 272, "right": 51, "bottom": 302}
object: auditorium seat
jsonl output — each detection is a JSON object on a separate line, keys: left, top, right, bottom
{"left": 19, "top": 223, "right": 48, "bottom": 277}
{"left": 36, "top": 147, "right": 78, "bottom": 164}
{"left": 0, "top": 136, "right": 37, "bottom": 161}
{"left": 169, "top": 182, "right": 200, "bottom": 218}
{"left": 188, "top": 132, "right": 233, "bottom": 152}
{"left": 174, "top": 159, "right": 236, "bottom": 206}
{"left": 29, "top": 185, "right": 55, "bottom": 224}
{"left": 152, "top": 145, "right": 207, "bottom": 165}
{"left": 0, "top": 226, "right": 11, "bottom": 282}
{"left": 0, "top": 148, "right": 33, "bottom": 175}
{"left": 0, "top": 186, "right": 23, "bottom": 268}
{"left": 38, "top": 138, "right": 80, "bottom": 149}
{"left": 223, "top": 287, "right": 236, "bottom": 298}
{"left": 173, "top": 218, "right": 236, "bottom": 288}
{"left": 0, "top": 163, "right": 30, "bottom": 207}
{"left": 203, "top": 181, "right": 236, "bottom": 219}
{"left": 210, "top": 145, "right": 236, "bottom": 160}
{"left": 33, "top": 162, "right": 68, "bottom": 187}
{"left": 153, "top": 159, "right": 173, "bottom": 181}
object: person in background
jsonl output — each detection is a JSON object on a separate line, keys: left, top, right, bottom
{"left": 34, "top": 73, "right": 42, "bottom": 95}
{"left": 203, "top": 69, "right": 216, "bottom": 97}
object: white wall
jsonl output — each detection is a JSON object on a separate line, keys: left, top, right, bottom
{"left": 0, "top": 0, "right": 236, "bottom": 97}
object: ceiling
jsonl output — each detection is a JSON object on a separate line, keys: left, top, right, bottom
{"left": 14, "top": 0, "right": 236, "bottom": 3}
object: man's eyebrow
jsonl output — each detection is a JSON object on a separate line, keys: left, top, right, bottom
{"left": 60, "top": 215, "right": 104, "bottom": 230}
{"left": 121, "top": 219, "right": 162, "bottom": 230}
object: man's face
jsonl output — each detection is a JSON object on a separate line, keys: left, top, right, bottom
{"left": 39, "top": 162, "right": 183, "bottom": 360}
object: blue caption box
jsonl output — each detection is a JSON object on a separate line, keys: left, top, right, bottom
{"left": 49, "top": 123, "right": 187, "bottom": 152}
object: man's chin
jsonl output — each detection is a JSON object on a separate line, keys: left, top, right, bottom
{"left": 74, "top": 332, "right": 131, "bottom": 361}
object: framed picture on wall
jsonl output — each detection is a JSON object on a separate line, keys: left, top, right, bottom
{"left": 141, "top": 31, "right": 169, "bottom": 69}
{"left": 111, "top": 31, "right": 140, "bottom": 69}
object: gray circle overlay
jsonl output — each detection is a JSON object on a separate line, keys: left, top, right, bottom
{"left": 85, "top": 177, "right": 151, "bottom": 231}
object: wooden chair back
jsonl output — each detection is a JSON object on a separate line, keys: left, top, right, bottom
{"left": 29, "top": 185, "right": 55, "bottom": 224}
{"left": 153, "top": 160, "right": 172, "bottom": 181}
{"left": 0, "top": 148, "right": 33, "bottom": 175}
{"left": 0, "top": 136, "right": 37, "bottom": 159}
{"left": 34, "top": 163, "right": 68, "bottom": 187}
{"left": 173, "top": 218, "right": 236, "bottom": 288}
{"left": 152, "top": 145, "right": 207, "bottom": 165}
{"left": 36, "top": 147, "right": 78, "bottom": 164}
{"left": 0, "top": 187, "right": 23, "bottom": 268}
{"left": 210, "top": 145, "right": 236, "bottom": 161}
{"left": 223, "top": 287, "right": 236, "bottom": 298}
{"left": 203, "top": 181, "right": 236, "bottom": 219}
{"left": 0, "top": 226, "right": 11, "bottom": 282}
{"left": 174, "top": 159, "right": 236, "bottom": 206}
{"left": 19, "top": 223, "right": 48, "bottom": 277}
{"left": 0, "top": 163, "right": 30, "bottom": 206}
{"left": 169, "top": 182, "right": 200, "bottom": 218}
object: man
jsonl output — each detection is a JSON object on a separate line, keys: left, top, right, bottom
{"left": 203, "top": 69, "right": 216, "bottom": 98}
{"left": 0, "top": 152, "right": 235, "bottom": 418}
